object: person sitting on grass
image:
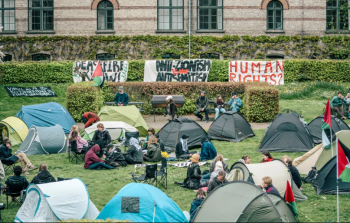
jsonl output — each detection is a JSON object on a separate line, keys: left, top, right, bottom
{"left": 92, "top": 123, "right": 111, "bottom": 155}
{"left": 144, "top": 128, "right": 155, "bottom": 149}
{"left": 165, "top": 95, "right": 178, "bottom": 121}
{"left": 69, "top": 130, "right": 88, "bottom": 153}
{"left": 123, "top": 137, "right": 143, "bottom": 164}
{"left": 239, "top": 155, "right": 251, "bottom": 164}
{"left": 262, "top": 176, "right": 279, "bottom": 196}
{"left": 189, "top": 189, "right": 206, "bottom": 221}
{"left": 31, "top": 163, "right": 56, "bottom": 184}
{"left": 207, "top": 170, "right": 228, "bottom": 194}
{"left": 260, "top": 150, "right": 274, "bottom": 163}
{"left": 183, "top": 154, "right": 202, "bottom": 190}
{"left": 105, "top": 144, "right": 127, "bottom": 167}
{"left": 81, "top": 112, "right": 100, "bottom": 129}
{"left": 194, "top": 91, "right": 209, "bottom": 123}
{"left": 228, "top": 92, "right": 243, "bottom": 113}
{"left": 331, "top": 91, "right": 347, "bottom": 120}
{"left": 6, "top": 166, "right": 29, "bottom": 191}
{"left": 143, "top": 136, "right": 162, "bottom": 162}
{"left": 84, "top": 145, "right": 114, "bottom": 170}
{"left": 200, "top": 137, "right": 217, "bottom": 161}
{"left": 176, "top": 134, "right": 191, "bottom": 160}
{"left": 209, "top": 154, "right": 229, "bottom": 174}
{"left": 282, "top": 155, "right": 302, "bottom": 189}
{"left": 0, "top": 138, "right": 37, "bottom": 176}
{"left": 214, "top": 94, "right": 226, "bottom": 120}
{"left": 114, "top": 86, "right": 129, "bottom": 106}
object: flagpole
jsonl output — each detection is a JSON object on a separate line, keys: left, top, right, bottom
{"left": 336, "top": 138, "right": 339, "bottom": 222}
{"left": 331, "top": 128, "right": 333, "bottom": 157}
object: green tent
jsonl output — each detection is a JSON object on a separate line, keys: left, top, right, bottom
{"left": 98, "top": 106, "right": 149, "bottom": 136}
{"left": 192, "top": 181, "right": 297, "bottom": 222}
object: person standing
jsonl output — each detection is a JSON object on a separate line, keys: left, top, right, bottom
{"left": 81, "top": 112, "right": 100, "bottom": 129}
{"left": 165, "top": 95, "right": 178, "bottom": 121}
{"left": 331, "top": 91, "right": 347, "bottom": 120}
{"left": 195, "top": 91, "right": 209, "bottom": 123}
{"left": 228, "top": 92, "right": 243, "bottom": 112}
{"left": 114, "top": 86, "right": 129, "bottom": 106}
{"left": 214, "top": 94, "right": 226, "bottom": 120}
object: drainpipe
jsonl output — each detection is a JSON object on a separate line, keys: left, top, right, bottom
{"left": 189, "top": 0, "right": 191, "bottom": 59}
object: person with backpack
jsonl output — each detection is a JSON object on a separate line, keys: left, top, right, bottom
{"left": 143, "top": 136, "right": 162, "bottom": 162}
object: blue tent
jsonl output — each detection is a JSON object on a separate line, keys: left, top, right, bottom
{"left": 97, "top": 183, "right": 187, "bottom": 222}
{"left": 16, "top": 102, "right": 76, "bottom": 134}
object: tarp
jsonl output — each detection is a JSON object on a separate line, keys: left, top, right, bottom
{"left": 97, "top": 183, "right": 187, "bottom": 222}
{"left": 0, "top": 116, "right": 28, "bottom": 146}
{"left": 15, "top": 178, "right": 99, "bottom": 222}
{"left": 98, "top": 106, "right": 149, "bottom": 136}
{"left": 208, "top": 111, "right": 255, "bottom": 142}
{"left": 83, "top": 121, "right": 138, "bottom": 141}
{"left": 16, "top": 102, "right": 76, "bottom": 134}
{"left": 16, "top": 125, "right": 67, "bottom": 155}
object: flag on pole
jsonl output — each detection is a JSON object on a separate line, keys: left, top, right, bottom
{"left": 337, "top": 140, "right": 350, "bottom": 182}
{"left": 322, "top": 99, "right": 332, "bottom": 149}
{"left": 91, "top": 62, "right": 104, "bottom": 88}
{"left": 284, "top": 181, "right": 298, "bottom": 217}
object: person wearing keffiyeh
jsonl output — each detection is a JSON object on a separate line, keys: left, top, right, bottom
{"left": 123, "top": 137, "right": 143, "bottom": 164}
{"left": 176, "top": 134, "right": 191, "bottom": 160}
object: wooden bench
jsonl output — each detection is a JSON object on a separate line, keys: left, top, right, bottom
{"left": 103, "top": 102, "right": 145, "bottom": 113}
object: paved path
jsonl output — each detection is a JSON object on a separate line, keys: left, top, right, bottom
{"left": 77, "top": 115, "right": 269, "bottom": 130}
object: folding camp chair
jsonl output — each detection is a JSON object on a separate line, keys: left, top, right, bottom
{"left": 32, "top": 177, "right": 54, "bottom": 185}
{"left": 130, "top": 164, "right": 157, "bottom": 185}
{"left": 68, "top": 140, "right": 86, "bottom": 164}
{"left": 2, "top": 160, "right": 15, "bottom": 173}
{"left": 57, "top": 177, "right": 72, "bottom": 181}
{"left": 124, "top": 132, "right": 140, "bottom": 152}
{"left": 4, "top": 178, "right": 26, "bottom": 209}
{"left": 156, "top": 158, "right": 168, "bottom": 189}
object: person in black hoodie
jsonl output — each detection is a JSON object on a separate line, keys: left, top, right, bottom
{"left": 207, "top": 170, "right": 228, "bottom": 194}
{"left": 176, "top": 134, "right": 191, "bottom": 160}
{"left": 92, "top": 123, "right": 111, "bottom": 157}
{"left": 190, "top": 189, "right": 206, "bottom": 221}
{"left": 282, "top": 155, "right": 302, "bottom": 189}
{"left": 194, "top": 91, "right": 209, "bottom": 123}
{"left": 183, "top": 154, "right": 202, "bottom": 189}
{"left": 31, "top": 163, "right": 56, "bottom": 184}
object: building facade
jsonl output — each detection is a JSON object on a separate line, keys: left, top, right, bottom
{"left": 0, "top": 0, "right": 349, "bottom": 36}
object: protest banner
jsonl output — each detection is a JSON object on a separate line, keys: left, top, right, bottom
{"left": 5, "top": 86, "right": 57, "bottom": 97}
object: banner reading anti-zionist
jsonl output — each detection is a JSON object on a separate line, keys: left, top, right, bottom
{"left": 229, "top": 60, "right": 284, "bottom": 85}
{"left": 73, "top": 61, "right": 128, "bottom": 83}
{"left": 144, "top": 59, "right": 211, "bottom": 82}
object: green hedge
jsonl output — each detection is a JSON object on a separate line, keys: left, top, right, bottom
{"left": 1, "top": 60, "right": 350, "bottom": 84}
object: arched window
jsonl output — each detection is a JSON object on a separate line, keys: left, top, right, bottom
{"left": 0, "top": 0, "right": 15, "bottom": 31}
{"left": 96, "top": 53, "right": 115, "bottom": 60}
{"left": 267, "top": 1, "right": 283, "bottom": 30}
{"left": 97, "top": 0, "right": 114, "bottom": 30}
{"left": 28, "top": 0, "right": 54, "bottom": 31}
{"left": 32, "top": 54, "right": 50, "bottom": 61}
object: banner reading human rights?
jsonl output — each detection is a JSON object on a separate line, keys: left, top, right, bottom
{"left": 228, "top": 60, "right": 284, "bottom": 85}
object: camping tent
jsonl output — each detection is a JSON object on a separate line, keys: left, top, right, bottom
{"left": 228, "top": 159, "right": 307, "bottom": 201}
{"left": 192, "top": 181, "right": 297, "bottom": 222}
{"left": 313, "top": 155, "right": 350, "bottom": 194}
{"left": 158, "top": 117, "right": 208, "bottom": 151}
{"left": 83, "top": 121, "right": 138, "bottom": 141}
{"left": 96, "top": 183, "right": 187, "bottom": 222}
{"left": 258, "top": 112, "right": 314, "bottom": 152}
{"left": 16, "top": 125, "right": 67, "bottom": 155}
{"left": 307, "top": 115, "right": 349, "bottom": 144}
{"left": 98, "top": 106, "right": 149, "bottom": 136}
{"left": 16, "top": 102, "right": 76, "bottom": 134}
{"left": 15, "top": 178, "right": 99, "bottom": 222}
{"left": 208, "top": 111, "right": 255, "bottom": 142}
{"left": 0, "top": 116, "right": 28, "bottom": 146}
{"left": 293, "top": 130, "right": 350, "bottom": 174}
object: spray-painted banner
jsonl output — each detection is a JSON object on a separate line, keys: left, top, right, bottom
{"left": 73, "top": 61, "right": 128, "bottom": 83}
{"left": 144, "top": 60, "right": 211, "bottom": 82}
{"left": 229, "top": 60, "right": 284, "bottom": 85}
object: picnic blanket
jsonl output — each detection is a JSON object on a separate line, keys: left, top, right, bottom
{"left": 194, "top": 187, "right": 208, "bottom": 193}
{"left": 169, "top": 161, "right": 208, "bottom": 168}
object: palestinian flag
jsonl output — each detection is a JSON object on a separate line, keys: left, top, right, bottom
{"left": 284, "top": 181, "right": 298, "bottom": 217}
{"left": 337, "top": 139, "right": 350, "bottom": 182}
{"left": 322, "top": 99, "right": 332, "bottom": 149}
{"left": 91, "top": 62, "right": 104, "bottom": 87}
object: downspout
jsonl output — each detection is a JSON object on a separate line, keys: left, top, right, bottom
{"left": 189, "top": 0, "right": 191, "bottom": 59}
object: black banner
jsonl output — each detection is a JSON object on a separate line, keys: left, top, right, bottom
{"left": 5, "top": 86, "right": 57, "bottom": 97}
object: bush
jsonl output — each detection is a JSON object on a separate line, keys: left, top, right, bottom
{"left": 66, "top": 82, "right": 103, "bottom": 121}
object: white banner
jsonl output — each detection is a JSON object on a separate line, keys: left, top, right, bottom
{"left": 228, "top": 60, "right": 284, "bottom": 85}
{"left": 73, "top": 61, "right": 128, "bottom": 83}
{"left": 144, "top": 59, "right": 211, "bottom": 82}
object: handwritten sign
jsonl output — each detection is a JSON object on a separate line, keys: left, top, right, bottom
{"left": 5, "top": 86, "right": 57, "bottom": 97}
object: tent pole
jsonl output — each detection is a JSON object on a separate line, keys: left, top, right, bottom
{"left": 331, "top": 129, "right": 333, "bottom": 157}
{"left": 153, "top": 201, "right": 157, "bottom": 223}
{"left": 336, "top": 137, "right": 339, "bottom": 222}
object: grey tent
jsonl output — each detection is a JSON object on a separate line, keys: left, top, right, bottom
{"left": 158, "top": 117, "right": 207, "bottom": 152}
{"left": 16, "top": 125, "right": 67, "bottom": 155}
{"left": 192, "top": 181, "right": 297, "bottom": 222}
{"left": 208, "top": 111, "right": 255, "bottom": 142}
{"left": 258, "top": 112, "right": 314, "bottom": 152}
{"left": 307, "top": 115, "right": 350, "bottom": 144}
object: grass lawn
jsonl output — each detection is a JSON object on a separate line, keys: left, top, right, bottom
{"left": 1, "top": 82, "right": 350, "bottom": 222}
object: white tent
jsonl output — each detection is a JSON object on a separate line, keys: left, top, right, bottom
{"left": 83, "top": 121, "right": 138, "bottom": 141}
{"left": 15, "top": 178, "right": 99, "bottom": 222}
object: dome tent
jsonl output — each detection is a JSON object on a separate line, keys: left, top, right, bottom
{"left": 258, "top": 111, "right": 314, "bottom": 152}
{"left": 0, "top": 116, "right": 28, "bottom": 146}
{"left": 158, "top": 117, "right": 207, "bottom": 152}
{"left": 16, "top": 102, "right": 76, "bottom": 134}
{"left": 96, "top": 183, "right": 187, "bottom": 222}
{"left": 208, "top": 111, "right": 254, "bottom": 142}
{"left": 83, "top": 121, "right": 138, "bottom": 141}
{"left": 307, "top": 115, "right": 349, "bottom": 144}
{"left": 15, "top": 178, "right": 99, "bottom": 222}
{"left": 16, "top": 125, "right": 67, "bottom": 155}
{"left": 192, "top": 181, "right": 297, "bottom": 222}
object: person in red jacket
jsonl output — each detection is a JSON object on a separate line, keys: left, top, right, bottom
{"left": 260, "top": 150, "right": 274, "bottom": 163}
{"left": 82, "top": 112, "right": 100, "bottom": 128}
{"left": 84, "top": 145, "right": 114, "bottom": 170}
